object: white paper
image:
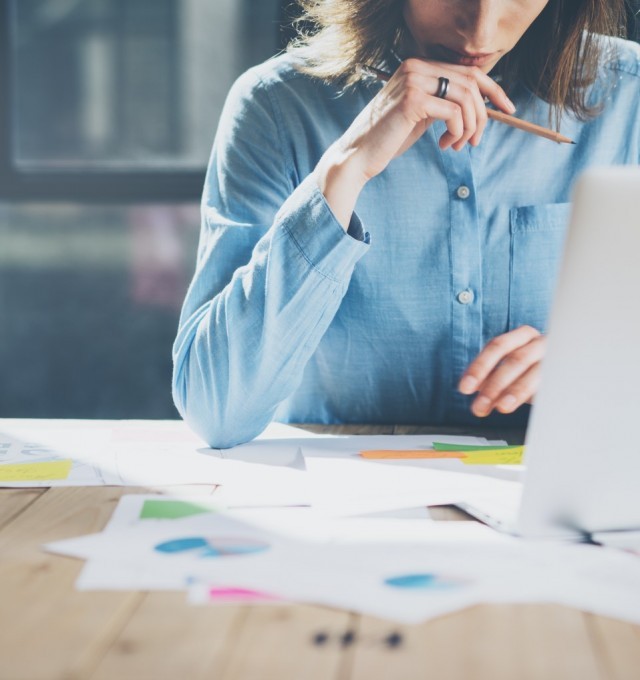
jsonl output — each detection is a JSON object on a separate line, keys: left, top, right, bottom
{"left": 182, "top": 530, "right": 640, "bottom": 624}
{"left": 44, "top": 497, "right": 640, "bottom": 625}
{"left": 0, "top": 420, "right": 520, "bottom": 508}
{"left": 0, "top": 419, "right": 310, "bottom": 489}
{"left": 78, "top": 496, "right": 433, "bottom": 590}
{"left": 44, "top": 512, "right": 295, "bottom": 590}
{"left": 300, "top": 455, "right": 521, "bottom": 516}
{"left": 0, "top": 425, "right": 121, "bottom": 486}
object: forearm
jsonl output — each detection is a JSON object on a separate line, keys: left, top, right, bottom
{"left": 314, "top": 144, "right": 369, "bottom": 231}
{"left": 172, "top": 177, "right": 369, "bottom": 448}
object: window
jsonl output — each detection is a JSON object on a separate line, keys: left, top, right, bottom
{"left": 0, "top": 0, "right": 284, "bottom": 200}
{"left": 0, "top": 0, "right": 284, "bottom": 418}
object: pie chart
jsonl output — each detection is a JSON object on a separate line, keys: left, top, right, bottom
{"left": 154, "top": 536, "right": 270, "bottom": 558}
{"left": 384, "top": 573, "right": 467, "bottom": 590}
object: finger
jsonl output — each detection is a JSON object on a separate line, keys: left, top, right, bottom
{"left": 393, "top": 71, "right": 477, "bottom": 149}
{"left": 397, "top": 59, "right": 515, "bottom": 115}
{"left": 395, "top": 63, "right": 486, "bottom": 147}
{"left": 435, "top": 63, "right": 516, "bottom": 115}
{"left": 494, "top": 363, "right": 542, "bottom": 413}
{"left": 362, "top": 81, "right": 462, "bottom": 167}
{"left": 443, "top": 81, "right": 478, "bottom": 150}
{"left": 459, "top": 325, "right": 541, "bottom": 395}
{"left": 465, "top": 78, "right": 489, "bottom": 146}
{"left": 473, "top": 363, "right": 541, "bottom": 417}
{"left": 474, "top": 334, "right": 546, "bottom": 401}
{"left": 429, "top": 68, "right": 487, "bottom": 148}
{"left": 426, "top": 78, "right": 478, "bottom": 147}
{"left": 470, "top": 339, "right": 545, "bottom": 416}
{"left": 418, "top": 96, "right": 464, "bottom": 147}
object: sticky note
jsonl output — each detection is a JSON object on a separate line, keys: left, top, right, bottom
{"left": 460, "top": 447, "right": 525, "bottom": 465}
{"left": 0, "top": 459, "right": 73, "bottom": 481}
{"left": 140, "top": 499, "right": 218, "bottom": 520}
{"left": 206, "top": 587, "right": 280, "bottom": 603}
{"left": 360, "top": 450, "right": 466, "bottom": 460}
{"left": 360, "top": 446, "right": 525, "bottom": 464}
{"left": 432, "top": 442, "right": 521, "bottom": 452}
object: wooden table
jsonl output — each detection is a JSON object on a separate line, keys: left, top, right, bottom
{"left": 1, "top": 423, "right": 639, "bottom": 680}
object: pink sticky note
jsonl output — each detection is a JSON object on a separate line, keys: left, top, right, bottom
{"left": 206, "top": 587, "right": 281, "bottom": 604}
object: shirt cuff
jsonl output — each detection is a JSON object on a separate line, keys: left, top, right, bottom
{"left": 274, "top": 174, "right": 370, "bottom": 282}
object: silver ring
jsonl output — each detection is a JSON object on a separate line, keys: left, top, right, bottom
{"left": 435, "top": 76, "right": 450, "bottom": 99}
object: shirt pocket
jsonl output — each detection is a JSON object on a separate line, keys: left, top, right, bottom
{"left": 508, "top": 203, "right": 571, "bottom": 333}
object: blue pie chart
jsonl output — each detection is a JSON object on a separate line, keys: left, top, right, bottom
{"left": 154, "top": 536, "right": 270, "bottom": 558}
{"left": 384, "top": 573, "right": 466, "bottom": 590}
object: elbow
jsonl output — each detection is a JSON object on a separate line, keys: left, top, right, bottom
{"left": 195, "top": 418, "right": 257, "bottom": 450}
{"left": 185, "top": 409, "right": 267, "bottom": 450}
{"left": 172, "top": 331, "right": 272, "bottom": 449}
{"left": 172, "top": 370, "right": 266, "bottom": 450}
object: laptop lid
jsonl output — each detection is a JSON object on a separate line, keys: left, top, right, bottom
{"left": 517, "top": 166, "right": 640, "bottom": 539}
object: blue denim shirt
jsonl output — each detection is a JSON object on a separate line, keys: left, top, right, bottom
{"left": 173, "top": 38, "right": 640, "bottom": 447}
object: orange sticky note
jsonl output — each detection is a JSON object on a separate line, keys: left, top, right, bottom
{"left": 359, "top": 450, "right": 466, "bottom": 460}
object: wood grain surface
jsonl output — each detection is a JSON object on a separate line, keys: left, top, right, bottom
{"left": 0, "top": 424, "right": 638, "bottom": 680}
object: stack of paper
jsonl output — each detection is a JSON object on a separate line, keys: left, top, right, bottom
{"left": 0, "top": 421, "right": 524, "bottom": 517}
{"left": 10, "top": 420, "right": 638, "bottom": 624}
{"left": 44, "top": 494, "right": 640, "bottom": 625}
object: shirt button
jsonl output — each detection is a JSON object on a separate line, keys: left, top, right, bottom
{"left": 457, "top": 289, "right": 474, "bottom": 305}
{"left": 456, "top": 185, "right": 471, "bottom": 200}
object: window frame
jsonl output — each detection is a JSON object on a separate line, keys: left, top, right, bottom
{"left": 0, "top": 0, "right": 205, "bottom": 203}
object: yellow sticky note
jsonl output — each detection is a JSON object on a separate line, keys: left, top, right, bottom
{"left": 461, "top": 447, "right": 525, "bottom": 465}
{"left": 0, "top": 460, "right": 73, "bottom": 482}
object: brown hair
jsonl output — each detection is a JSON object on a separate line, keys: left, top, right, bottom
{"left": 289, "top": 0, "right": 628, "bottom": 123}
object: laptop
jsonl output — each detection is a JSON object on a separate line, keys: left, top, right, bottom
{"left": 457, "top": 166, "right": 640, "bottom": 547}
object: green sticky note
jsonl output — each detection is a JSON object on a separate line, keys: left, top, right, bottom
{"left": 0, "top": 459, "right": 72, "bottom": 482}
{"left": 432, "top": 442, "right": 522, "bottom": 452}
{"left": 140, "top": 499, "right": 218, "bottom": 520}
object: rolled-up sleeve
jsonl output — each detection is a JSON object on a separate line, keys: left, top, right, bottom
{"left": 172, "top": 69, "right": 369, "bottom": 448}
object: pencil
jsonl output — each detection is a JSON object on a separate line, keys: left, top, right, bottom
{"left": 485, "top": 109, "right": 574, "bottom": 144}
{"left": 359, "top": 64, "right": 575, "bottom": 145}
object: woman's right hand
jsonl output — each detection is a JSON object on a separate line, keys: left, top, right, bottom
{"left": 314, "top": 58, "right": 516, "bottom": 229}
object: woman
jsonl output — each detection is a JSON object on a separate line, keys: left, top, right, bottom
{"left": 173, "top": 0, "right": 639, "bottom": 447}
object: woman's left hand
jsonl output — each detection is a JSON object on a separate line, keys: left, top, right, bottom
{"left": 458, "top": 325, "right": 546, "bottom": 417}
